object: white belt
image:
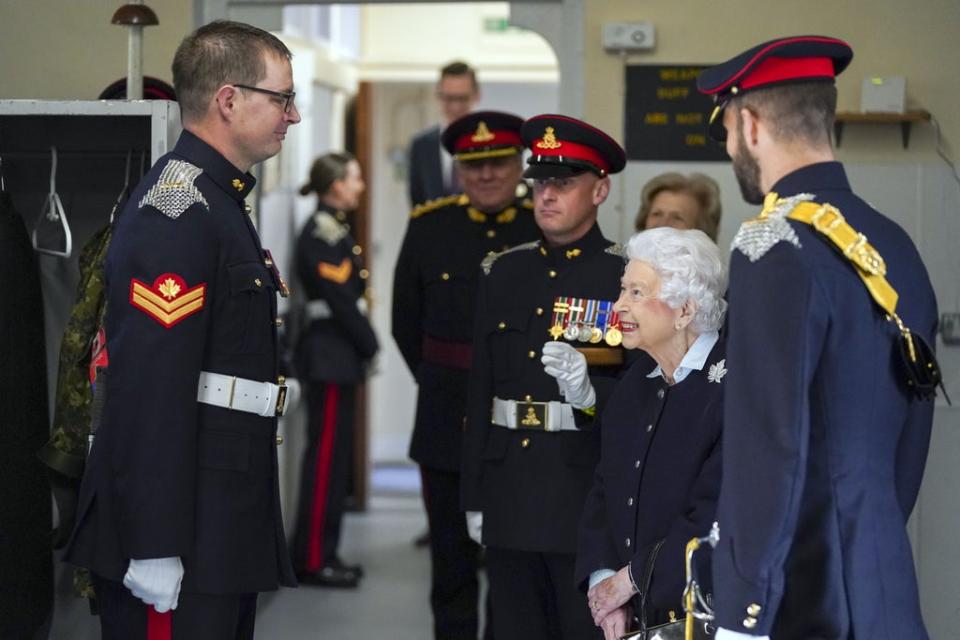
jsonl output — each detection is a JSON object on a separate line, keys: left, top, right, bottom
{"left": 197, "top": 371, "right": 288, "bottom": 417}
{"left": 491, "top": 396, "right": 579, "bottom": 432}
{"left": 305, "top": 298, "right": 368, "bottom": 320}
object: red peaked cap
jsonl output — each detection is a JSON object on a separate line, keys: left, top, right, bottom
{"left": 441, "top": 110, "right": 524, "bottom": 161}
{"left": 520, "top": 114, "right": 626, "bottom": 179}
{"left": 696, "top": 35, "right": 853, "bottom": 141}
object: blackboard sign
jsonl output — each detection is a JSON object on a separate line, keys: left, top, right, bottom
{"left": 624, "top": 64, "right": 729, "bottom": 162}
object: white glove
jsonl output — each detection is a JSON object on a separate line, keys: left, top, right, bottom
{"left": 540, "top": 341, "right": 596, "bottom": 409}
{"left": 123, "top": 557, "right": 184, "bottom": 613}
{"left": 466, "top": 511, "right": 483, "bottom": 545}
{"left": 716, "top": 628, "right": 770, "bottom": 640}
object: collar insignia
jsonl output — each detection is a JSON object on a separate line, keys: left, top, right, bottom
{"left": 232, "top": 178, "right": 245, "bottom": 191}
{"left": 707, "top": 359, "right": 727, "bottom": 384}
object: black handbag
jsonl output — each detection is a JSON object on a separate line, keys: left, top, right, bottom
{"left": 620, "top": 539, "right": 715, "bottom": 640}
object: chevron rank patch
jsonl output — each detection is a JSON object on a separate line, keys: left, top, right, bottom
{"left": 318, "top": 258, "right": 352, "bottom": 284}
{"left": 129, "top": 273, "right": 206, "bottom": 328}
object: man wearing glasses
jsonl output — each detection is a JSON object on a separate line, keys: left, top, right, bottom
{"left": 407, "top": 61, "right": 481, "bottom": 207}
{"left": 64, "top": 20, "right": 300, "bottom": 639}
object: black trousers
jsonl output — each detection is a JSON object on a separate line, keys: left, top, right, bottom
{"left": 485, "top": 548, "right": 601, "bottom": 640}
{"left": 91, "top": 574, "right": 256, "bottom": 640}
{"left": 422, "top": 466, "right": 495, "bottom": 640}
{"left": 292, "top": 382, "right": 355, "bottom": 572}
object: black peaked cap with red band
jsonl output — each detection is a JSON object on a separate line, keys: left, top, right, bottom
{"left": 697, "top": 35, "right": 853, "bottom": 141}
{"left": 441, "top": 110, "right": 525, "bottom": 162}
{"left": 520, "top": 114, "right": 626, "bottom": 179}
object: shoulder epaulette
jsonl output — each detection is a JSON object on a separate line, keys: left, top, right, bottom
{"left": 139, "top": 159, "right": 209, "bottom": 219}
{"left": 312, "top": 211, "right": 348, "bottom": 245}
{"left": 410, "top": 194, "right": 467, "bottom": 219}
{"left": 604, "top": 243, "right": 623, "bottom": 258}
{"left": 481, "top": 240, "right": 540, "bottom": 275}
{"left": 731, "top": 192, "right": 814, "bottom": 262}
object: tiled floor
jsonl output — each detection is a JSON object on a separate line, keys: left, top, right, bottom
{"left": 48, "top": 467, "right": 437, "bottom": 639}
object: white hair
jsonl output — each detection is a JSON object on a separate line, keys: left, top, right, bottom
{"left": 623, "top": 227, "right": 728, "bottom": 333}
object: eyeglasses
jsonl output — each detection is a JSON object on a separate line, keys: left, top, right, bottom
{"left": 232, "top": 84, "right": 296, "bottom": 113}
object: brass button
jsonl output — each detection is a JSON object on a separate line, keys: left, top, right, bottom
{"left": 278, "top": 376, "right": 286, "bottom": 385}
{"left": 743, "top": 617, "right": 757, "bottom": 629}
{"left": 498, "top": 322, "right": 506, "bottom": 330}
{"left": 359, "top": 268, "right": 370, "bottom": 280}
{"left": 486, "top": 229, "right": 496, "bottom": 238}
{"left": 254, "top": 278, "right": 262, "bottom": 287}
{"left": 548, "top": 270, "right": 557, "bottom": 278}
{"left": 747, "top": 604, "right": 762, "bottom": 617}
{"left": 627, "top": 497, "right": 634, "bottom": 506}
{"left": 265, "top": 257, "right": 274, "bottom": 266}
{"left": 536, "top": 307, "right": 544, "bottom": 316}
{"left": 441, "top": 272, "right": 450, "bottom": 280}
{"left": 625, "top": 537, "right": 631, "bottom": 548}
{"left": 524, "top": 394, "right": 533, "bottom": 402}
{"left": 635, "top": 460, "right": 641, "bottom": 469}
{"left": 646, "top": 423, "right": 653, "bottom": 433}
{"left": 528, "top": 350, "right": 536, "bottom": 359}
{"left": 274, "top": 318, "right": 284, "bottom": 327}
{"left": 352, "top": 245, "right": 363, "bottom": 255}
{"left": 521, "top": 437, "right": 531, "bottom": 448}
{"left": 539, "top": 246, "right": 547, "bottom": 256}
{"left": 657, "top": 388, "right": 665, "bottom": 399}
{"left": 276, "top": 435, "right": 284, "bottom": 445}
{"left": 244, "top": 203, "right": 253, "bottom": 215}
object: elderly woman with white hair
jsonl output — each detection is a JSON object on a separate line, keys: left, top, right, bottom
{"left": 566, "top": 227, "right": 728, "bottom": 639}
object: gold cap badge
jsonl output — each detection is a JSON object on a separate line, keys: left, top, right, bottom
{"left": 471, "top": 121, "right": 495, "bottom": 143}
{"left": 536, "top": 126, "right": 562, "bottom": 150}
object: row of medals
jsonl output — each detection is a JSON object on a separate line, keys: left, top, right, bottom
{"left": 557, "top": 322, "right": 622, "bottom": 347}
{"left": 550, "top": 300, "right": 622, "bottom": 347}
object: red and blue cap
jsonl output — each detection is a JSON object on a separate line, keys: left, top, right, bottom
{"left": 697, "top": 35, "right": 853, "bottom": 141}
{"left": 441, "top": 110, "right": 525, "bottom": 161}
{"left": 520, "top": 114, "right": 626, "bottom": 179}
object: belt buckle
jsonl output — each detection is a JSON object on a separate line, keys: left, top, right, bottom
{"left": 516, "top": 401, "right": 548, "bottom": 430}
{"left": 275, "top": 376, "right": 288, "bottom": 417}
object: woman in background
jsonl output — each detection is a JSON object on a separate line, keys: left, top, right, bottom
{"left": 634, "top": 172, "right": 722, "bottom": 241}
{"left": 291, "top": 152, "right": 378, "bottom": 589}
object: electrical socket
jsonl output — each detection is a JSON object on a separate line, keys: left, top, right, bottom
{"left": 940, "top": 312, "right": 960, "bottom": 345}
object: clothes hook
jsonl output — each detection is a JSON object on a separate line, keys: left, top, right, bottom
{"left": 32, "top": 146, "right": 73, "bottom": 258}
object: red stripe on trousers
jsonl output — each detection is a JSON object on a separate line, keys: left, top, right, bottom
{"left": 306, "top": 383, "right": 340, "bottom": 571}
{"left": 147, "top": 608, "right": 171, "bottom": 640}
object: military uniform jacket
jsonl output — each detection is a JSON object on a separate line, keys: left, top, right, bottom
{"left": 295, "top": 204, "right": 378, "bottom": 384}
{"left": 461, "top": 223, "right": 625, "bottom": 554}
{"left": 715, "top": 162, "right": 938, "bottom": 638}
{"left": 575, "top": 340, "right": 724, "bottom": 623}
{"left": 392, "top": 192, "right": 540, "bottom": 471}
{"left": 64, "top": 130, "right": 296, "bottom": 594}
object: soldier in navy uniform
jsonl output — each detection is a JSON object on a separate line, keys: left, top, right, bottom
{"left": 64, "top": 21, "right": 300, "bottom": 639}
{"left": 696, "top": 36, "right": 939, "bottom": 640}
{"left": 460, "top": 115, "right": 628, "bottom": 639}
{"left": 291, "top": 152, "right": 378, "bottom": 588}
{"left": 392, "top": 110, "right": 539, "bottom": 638}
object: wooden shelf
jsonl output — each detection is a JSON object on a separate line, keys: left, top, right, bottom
{"left": 834, "top": 110, "right": 931, "bottom": 148}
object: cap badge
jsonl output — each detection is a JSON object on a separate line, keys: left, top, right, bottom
{"left": 232, "top": 178, "right": 245, "bottom": 191}
{"left": 536, "top": 126, "right": 563, "bottom": 150}
{"left": 471, "top": 121, "right": 496, "bottom": 143}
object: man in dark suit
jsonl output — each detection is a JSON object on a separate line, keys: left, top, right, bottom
{"left": 697, "top": 36, "right": 939, "bottom": 640}
{"left": 393, "top": 110, "right": 540, "bottom": 638}
{"left": 407, "top": 61, "right": 480, "bottom": 207}
{"left": 64, "top": 21, "right": 300, "bottom": 639}
{"left": 461, "top": 115, "right": 628, "bottom": 639}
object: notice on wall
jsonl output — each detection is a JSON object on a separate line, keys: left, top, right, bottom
{"left": 624, "top": 64, "right": 729, "bottom": 162}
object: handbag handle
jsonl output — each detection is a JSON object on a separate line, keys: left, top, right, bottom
{"left": 637, "top": 537, "right": 667, "bottom": 638}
